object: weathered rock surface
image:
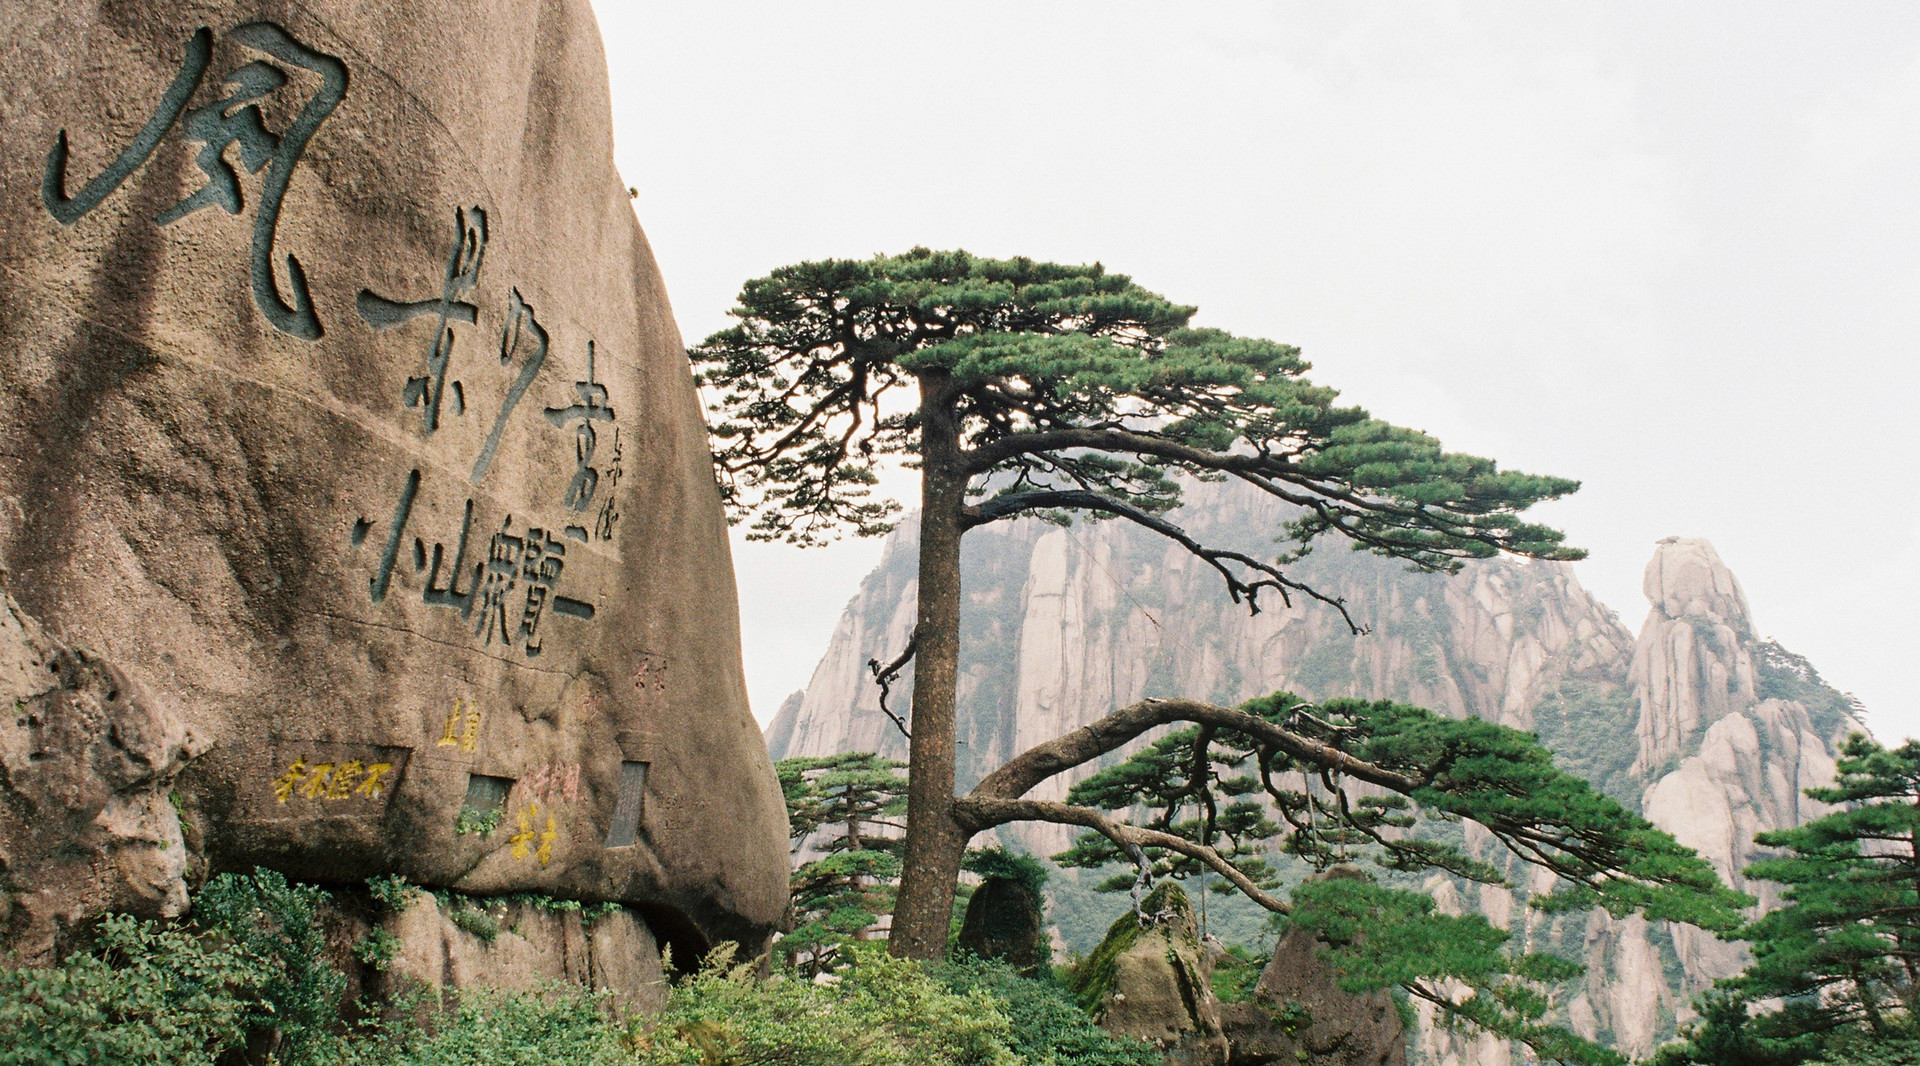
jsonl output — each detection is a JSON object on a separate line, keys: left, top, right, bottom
{"left": 1076, "top": 884, "right": 1229, "bottom": 1066}
{"left": 954, "top": 875, "right": 1048, "bottom": 977}
{"left": 1630, "top": 538, "right": 1759, "bottom": 777}
{"left": 379, "top": 892, "right": 665, "bottom": 1014}
{"left": 0, "top": 0, "right": 786, "bottom": 958}
{"left": 1222, "top": 911, "right": 1405, "bottom": 1066}
{"left": 0, "top": 588, "right": 206, "bottom": 962}
{"left": 777, "top": 483, "right": 1870, "bottom": 1063}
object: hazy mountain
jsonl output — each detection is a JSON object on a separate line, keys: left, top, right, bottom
{"left": 768, "top": 480, "right": 1867, "bottom": 1062}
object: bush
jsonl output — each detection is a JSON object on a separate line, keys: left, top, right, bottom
{"left": 192, "top": 867, "right": 347, "bottom": 1060}
{"left": 329, "top": 986, "right": 633, "bottom": 1066}
{"left": 634, "top": 943, "right": 1018, "bottom": 1066}
{"left": 934, "top": 955, "right": 1160, "bottom": 1066}
{"left": 0, "top": 913, "right": 269, "bottom": 1066}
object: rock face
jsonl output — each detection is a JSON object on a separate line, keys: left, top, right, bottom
{"left": 1630, "top": 538, "right": 1759, "bottom": 777}
{"left": 0, "top": 0, "right": 787, "bottom": 958}
{"left": 379, "top": 891, "right": 666, "bottom": 1014}
{"left": 0, "top": 588, "right": 206, "bottom": 962}
{"left": 1222, "top": 909, "right": 1405, "bottom": 1066}
{"left": 775, "top": 483, "right": 1869, "bottom": 1063}
{"left": 1075, "top": 884, "right": 1229, "bottom": 1066}
{"left": 954, "top": 875, "right": 1048, "bottom": 977}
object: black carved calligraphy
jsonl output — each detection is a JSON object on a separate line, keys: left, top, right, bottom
{"left": 41, "top": 23, "right": 347, "bottom": 340}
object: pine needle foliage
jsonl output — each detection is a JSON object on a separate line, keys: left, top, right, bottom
{"left": 694, "top": 247, "right": 1590, "bottom": 959}
{"left": 1660, "top": 734, "right": 1920, "bottom": 1066}
{"left": 1055, "top": 693, "right": 1750, "bottom": 1064}
{"left": 777, "top": 753, "right": 910, "bottom": 975}
{"left": 692, "top": 247, "right": 1582, "bottom": 573}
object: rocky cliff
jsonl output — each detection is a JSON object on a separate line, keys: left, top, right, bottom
{"left": 0, "top": 0, "right": 788, "bottom": 975}
{"left": 770, "top": 481, "right": 1868, "bottom": 1062}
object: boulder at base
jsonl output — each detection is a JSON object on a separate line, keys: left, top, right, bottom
{"left": 955, "top": 875, "right": 1048, "bottom": 977}
{"left": 1220, "top": 916, "right": 1406, "bottom": 1066}
{"left": 0, "top": 589, "right": 205, "bottom": 962}
{"left": 0, "top": 0, "right": 787, "bottom": 958}
{"left": 1072, "top": 883, "right": 1230, "bottom": 1066}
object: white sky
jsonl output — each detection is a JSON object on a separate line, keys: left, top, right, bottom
{"left": 591, "top": 2, "right": 1920, "bottom": 742}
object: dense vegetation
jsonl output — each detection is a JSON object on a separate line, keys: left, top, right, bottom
{"left": 0, "top": 867, "right": 1157, "bottom": 1065}
{"left": 1655, "top": 734, "right": 1920, "bottom": 1066}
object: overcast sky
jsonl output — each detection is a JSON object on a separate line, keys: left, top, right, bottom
{"left": 591, "top": 2, "right": 1920, "bottom": 741}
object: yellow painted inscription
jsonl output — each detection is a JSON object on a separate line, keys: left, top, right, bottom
{"left": 270, "top": 758, "right": 395, "bottom": 804}
{"left": 437, "top": 697, "right": 482, "bottom": 753}
{"left": 507, "top": 803, "right": 560, "bottom": 866}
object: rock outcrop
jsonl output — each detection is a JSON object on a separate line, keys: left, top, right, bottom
{"left": 1222, "top": 915, "right": 1405, "bottom": 1066}
{"left": 955, "top": 875, "right": 1048, "bottom": 977}
{"left": 775, "top": 483, "right": 1869, "bottom": 1063}
{"left": 0, "top": 0, "right": 787, "bottom": 963}
{"left": 378, "top": 891, "right": 666, "bottom": 1014}
{"left": 0, "top": 588, "right": 206, "bottom": 962}
{"left": 1074, "top": 884, "right": 1229, "bottom": 1066}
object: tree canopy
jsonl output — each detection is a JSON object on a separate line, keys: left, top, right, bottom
{"left": 1041, "top": 692, "right": 1750, "bottom": 1066}
{"left": 1658, "top": 734, "right": 1920, "bottom": 1066}
{"left": 694, "top": 248, "right": 1582, "bottom": 616}
{"left": 692, "top": 247, "right": 1592, "bottom": 959}
{"left": 776, "top": 753, "right": 909, "bottom": 977}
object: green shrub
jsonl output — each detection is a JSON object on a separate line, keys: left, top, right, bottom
{"left": 447, "top": 901, "right": 503, "bottom": 943}
{"left": 328, "top": 986, "right": 633, "bottom": 1066}
{"left": 356, "top": 927, "right": 402, "bottom": 970}
{"left": 368, "top": 874, "right": 421, "bottom": 911}
{"left": 455, "top": 807, "right": 503, "bottom": 836}
{"left": 0, "top": 913, "right": 268, "bottom": 1066}
{"left": 192, "top": 867, "right": 347, "bottom": 1060}
{"left": 1209, "top": 943, "right": 1266, "bottom": 1004}
{"left": 934, "top": 955, "right": 1160, "bottom": 1066}
{"left": 634, "top": 943, "right": 1018, "bottom": 1066}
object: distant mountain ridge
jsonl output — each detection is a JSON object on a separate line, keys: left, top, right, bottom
{"left": 767, "top": 480, "right": 1867, "bottom": 1063}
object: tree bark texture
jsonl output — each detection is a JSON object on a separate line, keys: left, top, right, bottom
{"left": 888, "top": 371, "right": 970, "bottom": 959}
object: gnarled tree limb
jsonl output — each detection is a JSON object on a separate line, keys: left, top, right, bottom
{"left": 865, "top": 630, "right": 918, "bottom": 740}
{"left": 967, "top": 697, "right": 1421, "bottom": 804}
{"left": 952, "top": 795, "right": 1291, "bottom": 914}
{"left": 960, "top": 488, "right": 1366, "bottom": 633}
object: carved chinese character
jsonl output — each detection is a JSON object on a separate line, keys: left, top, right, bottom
{"left": 471, "top": 288, "right": 549, "bottom": 484}
{"left": 509, "top": 804, "right": 537, "bottom": 860}
{"left": 593, "top": 427, "right": 623, "bottom": 542}
{"left": 536, "top": 811, "right": 557, "bottom": 866}
{"left": 42, "top": 23, "right": 347, "bottom": 340}
{"left": 477, "top": 519, "right": 523, "bottom": 647}
{"left": 271, "top": 758, "right": 310, "bottom": 803}
{"left": 300, "top": 762, "right": 334, "bottom": 799}
{"left": 325, "top": 760, "right": 363, "bottom": 800}
{"left": 357, "top": 763, "right": 393, "bottom": 799}
{"left": 357, "top": 207, "right": 487, "bottom": 434}
{"left": 544, "top": 341, "right": 616, "bottom": 512}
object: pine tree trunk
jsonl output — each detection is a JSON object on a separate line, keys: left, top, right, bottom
{"left": 889, "top": 371, "right": 970, "bottom": 960}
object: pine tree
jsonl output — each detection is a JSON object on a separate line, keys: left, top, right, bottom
{"left": 693, "top": 248, "right": 1591, "bottom": 958}
{"left": 776, "top": 753, "right": 909, "bottom": 976}
{"left": 1656, "top": 734, "right": 1920, "bottom": 1066}
{"left": 1054, "top": 693, "right": 1747, "bottom": 1066}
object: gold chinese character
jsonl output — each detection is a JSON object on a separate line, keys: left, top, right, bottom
{"left": 300, "top": 763, "right": 334, "bottom": 799}
{"left": 536, "top": 811, "right": 557, "bottom": 867}
{"left": 357, "top": 762, "right": 393, "bottom": 799}
{"left": 508, "top": 804, "right": 536, "bottom": 860}
{"left": 271, "top": 759, "right": 310, "bottom": 803}
{"left": 461, "top": 701, "right": 481, "bottom": 753}
{"left": 325, "top": 760, "right": 363, "bottom": 800}
{"left": 437, "top": 701, "right": 464, "bottom": 747}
